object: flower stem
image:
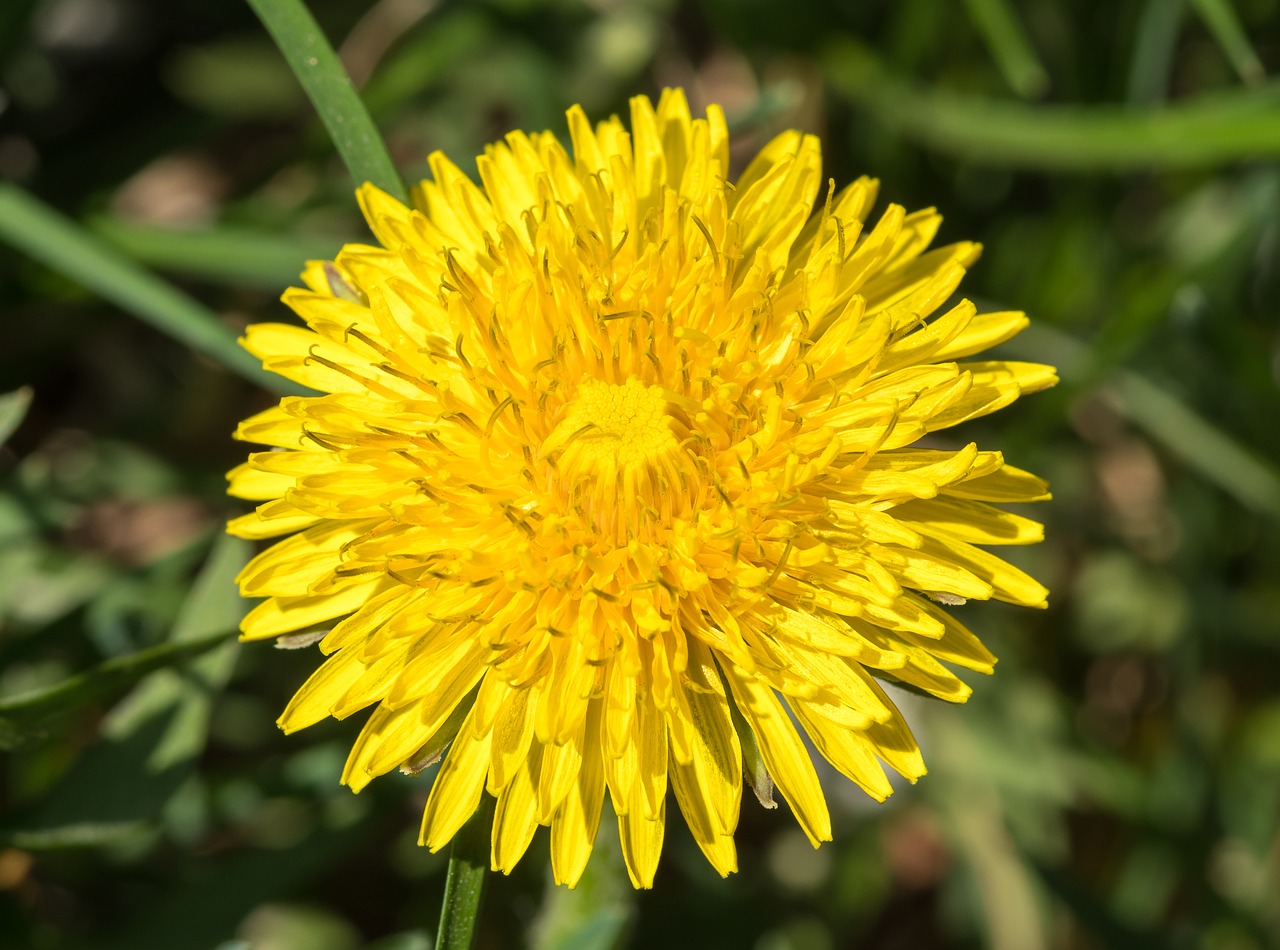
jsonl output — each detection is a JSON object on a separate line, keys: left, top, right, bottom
{"left": 436, "top": 794, "right": 494, "bottom": 950}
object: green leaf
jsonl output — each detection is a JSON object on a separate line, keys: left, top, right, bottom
{"left": 1010, "top": 322, "right": 1280, "bottom": 520}
{"left": 1188, "top": 0, "right": 1265, "bottom": 86}
{"left": 247, "top": 0, "right": 408, "bottom": 202}
{"left": 824, "top": 39, "right": 1280, "bottom": 170}
{"left": 91, "top": 217, "right": 352, "bottom": 289}
{"left": 163, "top": 37, "right": 307, "bottom": 119}
{"left": 0, "top": 386, "right": 33, "bottom": 446}
{"left": 0, "top": 183, "right": 307, "bottom": 396}
{"left": 0, "top": 628, "right": 232, "bottom": 751}
{"left": 0, "top": 535, "right": 251, "bottom": 846}
{"left": 1126, "top": 0, "right": 1185, "bottom": 105}
{"left": 103, "top": 533, "right": 252, "bottom": 768}
{"left": 961, "top": 0, "right": 1049, "bottom": 98}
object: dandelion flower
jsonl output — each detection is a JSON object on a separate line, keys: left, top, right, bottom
{"left": 229, "top": 90, "right": 1055, "bottom": 889}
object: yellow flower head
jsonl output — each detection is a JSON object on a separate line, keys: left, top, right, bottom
{"left": 229, "top": 89, "right": 1055, "bottom": 889}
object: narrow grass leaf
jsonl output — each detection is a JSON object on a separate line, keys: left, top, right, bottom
{"left": 1126, "top": 0, "right": 1185, "bottom": 105}
{"left": 0, "top": 536, "right": 251, "bottom": 847}
{"left": 1188, "top": 0, "right": 1266, "bottom": 86}
{"left": 961, "top": 0, "right": 1050, "bottom": 98}
{"left": 247, "top": 0, "right": 408, "bottom": 202}
{"left": 1011, "top": 323, "right": 1280, "bottom": 521}
{"left": 824, "top": 39, "right": 1280, "bottom": 170}
{"left": 0, "top": 629, "right": 235, "bottom": 751}
{"left": 0, "top": 387, "right": 33, "bottom": 445}
{"left": 92, "top": 217, "right": 351, "bottom": 290}
{"left": 0, "top": 184, "right": 306, "bottom": 395}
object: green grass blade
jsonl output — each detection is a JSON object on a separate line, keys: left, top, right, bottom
{"left": 1187, "top": 0, "right": 1265, "bottom": 86}
{"left": 247, "top": 0, "right": 408, "bottom": 202}
{"left": 1, "top": 535, "right": 251, "bottom": 847}
{"left": 92, "top": 217, "right": 353, "bottom": 289}
{"left": 0, "top": 628, "right": 234, "bottom": 751}
{"left": 0, "top": 184, "right": 306, "bottom": 396}
{"left": 824, "top": 39, "right": 1280, "bottom": 170}
{"left": 1012, "top": 323, "right": 1280, "bottom": 520}
{"left": 1126, "top": 0, "right": 1185, "bottom": 105}
{"left": 961, "top": 0, "right": 1050, "bottom": 98}
{"left": 0, "top": 387, "right": 33, "bottom": 445}
{"left": 1108, "top": 373, "right": 1280, "bottom": 521}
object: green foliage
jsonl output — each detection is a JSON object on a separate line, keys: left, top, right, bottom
{"left": 246, "top": 0, "right": 408, "bottom": 202}
{"left": 1, "top": 0, "right": 1277, "bottom": 948}
{"left": 0, "top": 185, "right": 305, "bottom": 395}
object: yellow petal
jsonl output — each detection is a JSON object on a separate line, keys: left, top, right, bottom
{"left": 848, "top": 620, "right": 975, "bottom": 702}
{"left": 550, "top": 699, "right": 605, "bottom": 888}
{"left": 617, "top": 798, "right": 665, "bottom": 889}
{"left": 720, "top": 664, "right": 831, "bottom": 847}
{"left": 227, "top": 499, "right": 321, "bottom": 540}
{"left": 226, "top": 461, "right": 291, "bottom": 500}
{"left": 947, "top": 463, "right": 1052, "bottom": 503}
{"left": 492, "top": 744, "right": 542, "bottom": 873}
{"left": 634, "top": 681, "right": 668, "bottom": 821}
{"left": 537, "top": 717, "right": 585, "bottom": 824}
{"left": 666, "top": 650, "right": 741, "bottom": 875}
{"left": 236, "top": 519, "right": 376, "bottom": 598}
{"left": 240, "top": 575, "right": 390, "bottom": 641}
{"left": 864, "top": 245, "right": 979, "bottom": 331}
{"left": 933, "top": 310, "right": 1028, "bottom": 360}
{"left": 962, "top": 360, "right": 1059, "bottom": 396}
{"left": 420, "top": 703, "right": 494, "bottom": 850}
{"left": 381, "top": 633, "right": 489, "bottom": 716}
{"left": 487, "top": 681, "right": 535, "bottom": 795}
{"left": 790, "top": 700, "right": 894, "bottom": 802}
{"left": 893, "top": 496, "right": 1044, "bottom": 546}
{"left": 277, "top": 647, "right": 368, "bottom": 733}
{"left": 320, "top": 586, "right": 418, "bottom": 654}
{"left": 864, "top": 541, "right": 996, "bottom": 602}
{"left": 911, "top": 534, "right": 1049, "bottom": 608}
{"left": 896, "top": 597, "right": 998, "bottom": 673}
{"left": 234, "top": 402, "right": 308, "bottom": 449}
{"left": 669, "top": 761, "right": 738, "bottom": 877}
{"left": 241, "top": 323, "right": 368, "bottom": 394}
{"left": 861, "top": 681, "right": 927, "bottom": 781}
{"left": 341, "top": 697, "right": 431, "bottom": 792}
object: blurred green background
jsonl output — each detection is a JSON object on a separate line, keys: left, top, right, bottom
{"left": 1, "top": 0, "right": 1278, "bottom": 948}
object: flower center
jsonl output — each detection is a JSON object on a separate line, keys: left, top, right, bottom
{"left": 539, "top": 377, "right": 690, "bottom": 540}
{"left": 542, "top": 377, "right": 677, "bottom": 473}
